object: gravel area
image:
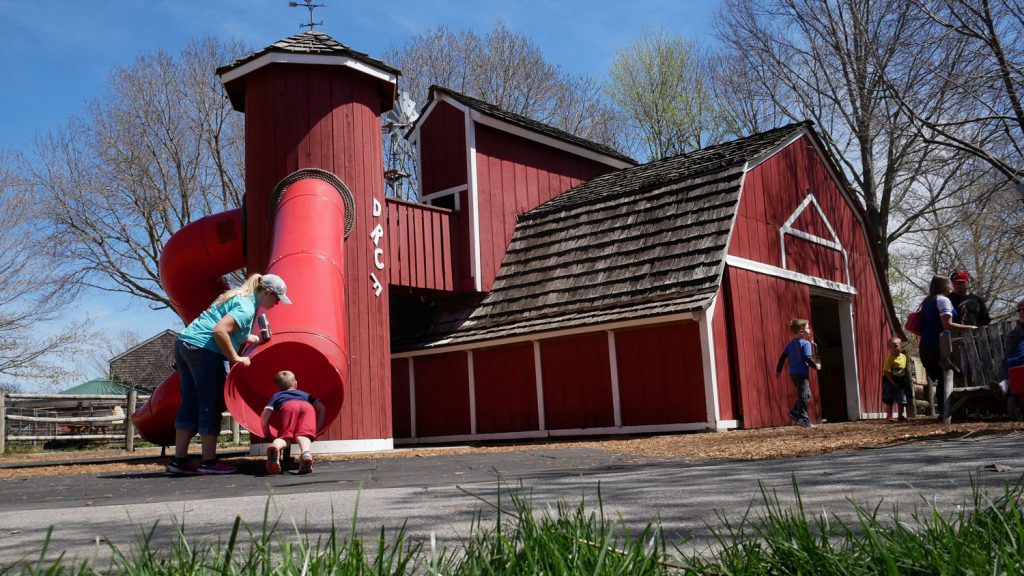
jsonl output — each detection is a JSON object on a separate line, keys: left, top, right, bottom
{"left": 2, "top": 418, "right": 1022, "bottom": 479}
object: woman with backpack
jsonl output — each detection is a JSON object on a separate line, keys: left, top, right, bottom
{"left": 916, "top": 274, "right": 976, "bottom": 419}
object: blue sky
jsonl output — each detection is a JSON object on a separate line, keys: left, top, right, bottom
{"left": 1, "top": 0, "right": 718, "bottom": 385}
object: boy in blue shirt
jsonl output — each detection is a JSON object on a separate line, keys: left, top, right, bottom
{"left": 776, "top": 318, "right": 822, "bottom": 428}
{"left": 261, "top": 370, "right": 325, "bottom": 475}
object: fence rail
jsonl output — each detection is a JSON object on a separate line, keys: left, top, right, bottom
{"left": 1, "top": 391, "right": 245, "bottom": 453}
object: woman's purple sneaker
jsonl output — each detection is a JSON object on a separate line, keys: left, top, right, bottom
{"left": 198, "top": 460, "right": 237, "bottom": 475}
{"left": 166, "top": 458, "right": 200, "bottom": 476}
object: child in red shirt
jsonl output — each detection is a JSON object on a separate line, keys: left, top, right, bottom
{"left": 260, "top": 370, "right": 325, "bottom": 474}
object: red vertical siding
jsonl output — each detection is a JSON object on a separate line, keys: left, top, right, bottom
{"left": 243, "top": 64, "right": 392, "bottom": 442}
{"left": 726, "top": 268, "right": 819, "bottom": 428}
{"left": 727, "top": 135, "right": 892, "bottom": 424}
{"left": 784, "top": 236, "right": 845, "bottom": 284}
{"left": 419, "top": 101, "right": 467, "bottom": 195}
{"left": 540, "top": 333, "right": 614, "bottom": 430}
{"left": 413, "top": 352, "right": 471, "bottom": 437}
{"left": 473, "top": 125, "right": 620, "bottom": 292}
{"left": 614, "top": 322, "right": 706, "bottom": 425}
{"left": 385, "top": 199, "right": 458, "bottom": 291}
{"left": 391, "top": 358, "right": 411, "bottom": 439}
{"left": 472, "top": 343, "right": 539, "bottom": 433}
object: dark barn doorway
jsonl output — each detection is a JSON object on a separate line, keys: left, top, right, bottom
{"left": 811, "top": 294, "right": 849, "bottom": 422}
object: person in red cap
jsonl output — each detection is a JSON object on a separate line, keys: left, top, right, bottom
{"left": 948, "top": 270, "right": 990, "bottom": 327}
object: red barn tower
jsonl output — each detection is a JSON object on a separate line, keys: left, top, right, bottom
{"left": 217, "top": 32, "right": 400, "bottom": 451}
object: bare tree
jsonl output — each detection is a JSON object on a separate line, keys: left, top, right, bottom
{"left": 0, "top": 150, "right": 90, "bottom": 390}
{"left": 715, "top": 0, "right": 976, "bottom": 268}
{"left": 83, "top": 329, "right": 143, "bottom": 379}
{"left": 385, "top": 21, "right": 625, "bottom": 199}
{"left": 605, "top": 28, "right": 731, "bottom": 160}
{"left": 892, "top": 0, "right": 1024, "bottom": 186}
{"left": 385, "top": 25, "right": 482, "bottom": 115}
{"left": 22, "top": 37, "right": 247, "bottom": 310}
{"left": 896, "top": 173, "right": 1024, "bottom": 318}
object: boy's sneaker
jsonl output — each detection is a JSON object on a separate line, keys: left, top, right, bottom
{"left": 265, "top": 446, "right": 282, "bottom": 475}
{"left": 788, "top": 409, "right": 801, "bottom": 423}
{"left": 166, "top": 458, "right": 199, "bottom": 476}
{"left": 298, "top": 454, "right": 313, "bottom": 475}
{"left": 898, "top": 415, "right": 908, "bottom": 422}
{"left": 797, "top": 418, "right": 815, "bottom": 428}
{"left": 198, "top": 460, "right": 237, "bottom": 475}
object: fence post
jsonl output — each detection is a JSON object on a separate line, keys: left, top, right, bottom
{"left": 1, "top": 393, "right": 6, "bottom": 455}
{"left": 125, "top": 389, "right": 137, "bottom": 452}
{"left": 232, "top": 419, "right": 240, "bottom": 446}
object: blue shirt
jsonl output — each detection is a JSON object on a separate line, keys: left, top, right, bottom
{"left": 266, "top": 389, "right": 319, "bottom": 412}
{"left": 178, "top": 295, "right": 257, "bottom": 355}
{"left": 784, "top": 338, "right": 814, "bottom": 376}
{"left": 919, "top": 295, "right": 954, "bottom": 343}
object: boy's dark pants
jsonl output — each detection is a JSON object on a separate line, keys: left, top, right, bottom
{"left": 789, "top": 373, "right": 811, "bottom": 420}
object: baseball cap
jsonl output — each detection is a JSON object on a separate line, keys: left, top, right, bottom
{"left": 950, "top": 270, "right": 971, "bottom": 283}
{"left": 259, "top": 274, "right": 292, "bottom": 304}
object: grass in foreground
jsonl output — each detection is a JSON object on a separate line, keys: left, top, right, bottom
{"left": 4, "top": 477, "right": 1024, "bottom": 575}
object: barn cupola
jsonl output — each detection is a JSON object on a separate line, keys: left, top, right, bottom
{"left": 215, "top": 31, "right": 402, "bottom": 451}
{"left": 407, "top": 86, "right": 636, "bottom": 292}
{"left": 216, "top": 31, "right": 399, "bottom": 272}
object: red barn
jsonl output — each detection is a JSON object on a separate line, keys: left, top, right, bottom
{"left": 390, "top": 88, "right": 899, "bottom": 443}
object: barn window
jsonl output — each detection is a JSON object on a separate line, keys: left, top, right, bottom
{"left": 429, "top": 193, "right": 457, "bottom": 211}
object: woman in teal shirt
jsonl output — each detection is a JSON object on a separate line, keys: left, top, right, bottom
{"left": 166, "top": 273, "right": 291, "bottom": 476}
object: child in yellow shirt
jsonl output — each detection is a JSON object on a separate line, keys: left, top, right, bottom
{"left": 882, "top": 337, "right": 910, "bottom": 422}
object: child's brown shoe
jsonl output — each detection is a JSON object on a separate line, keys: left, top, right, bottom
{"left": 298, "top": 454, "right": 313, "bottom": 475}
{"left": 265, "top": 445, "right": 282, "bottom": 474}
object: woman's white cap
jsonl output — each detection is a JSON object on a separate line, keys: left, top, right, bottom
{"left": 259, "top": 274, "right": 292, "bottom": 304}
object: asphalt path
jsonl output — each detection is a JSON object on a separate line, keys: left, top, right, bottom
{"left": 0, "top": 434, "right": 1022, "bottom": 569}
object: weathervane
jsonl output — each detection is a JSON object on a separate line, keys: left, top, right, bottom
{"left": 289, "top": 0, "right": 326, "bottom": 31}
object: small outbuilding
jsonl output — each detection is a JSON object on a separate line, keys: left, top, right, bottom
{"left": 109, "top": 330, "right": 179, "bottom": 392}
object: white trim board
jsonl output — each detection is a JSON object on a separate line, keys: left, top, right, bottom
{"left": 697, "top": 298, "right": 721, "bottom": 424}
{"left": 465, "top": 107, "right": 482, "bottom": 291}
{"left": 250, "top": 438, "right": 394, "bottom": 455}
{"left": 219, "top": 53, "right": 398, "bottom": 86}
{"left": 469, "top": 110, "right": 634, "bottom": 170}
{"left": 607, "top": 330, "right": 623, "bottom": 428}
{"left": 393, "top": 421, "right": 732, "bottom": 445}
{"left": 725, "top": 256, "right": 857, "bottom": 295}
{"left": 779, "top": 193, "right": 851, "bottom": 285}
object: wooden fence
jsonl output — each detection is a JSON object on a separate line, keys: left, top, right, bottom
{"left": 939, "top": 321, "right": 1016, "bottom": 423}
{"left": 1, "top": 391, "right": 244, "bottom": 453}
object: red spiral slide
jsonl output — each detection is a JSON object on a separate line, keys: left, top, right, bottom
{"left": 131, "top": 177, "right": 349, "bottom": 445}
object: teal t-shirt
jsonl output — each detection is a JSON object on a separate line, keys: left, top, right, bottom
{"left": 179, "top": 295, "right": 257, "bottom": 356}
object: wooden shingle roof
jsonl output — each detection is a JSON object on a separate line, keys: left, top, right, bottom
{"left": 215, "top": 31, "right": 400, "bottom": 78}
{"left": 392, "top": 122, "right": 809, "bottom": 351}
{"left": 425, "top": 86, "right": 636, "bottom": 165}
{"left": 216, "top": 31, "right": 399, "bottom": 112}
{"left": 109, "top": 330, "right": 179, "bottom": 392}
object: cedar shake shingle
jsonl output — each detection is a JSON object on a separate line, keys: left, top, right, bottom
{"left": 108, "top": 330, "right": 179, "bottom": 392}
{"left": 215, "top": 31, "right": 400, "bottom": 78}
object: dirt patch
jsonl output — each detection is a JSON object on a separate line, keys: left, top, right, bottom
{"left": 2, "top": 418, "right": 1022, "bottom": 479}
